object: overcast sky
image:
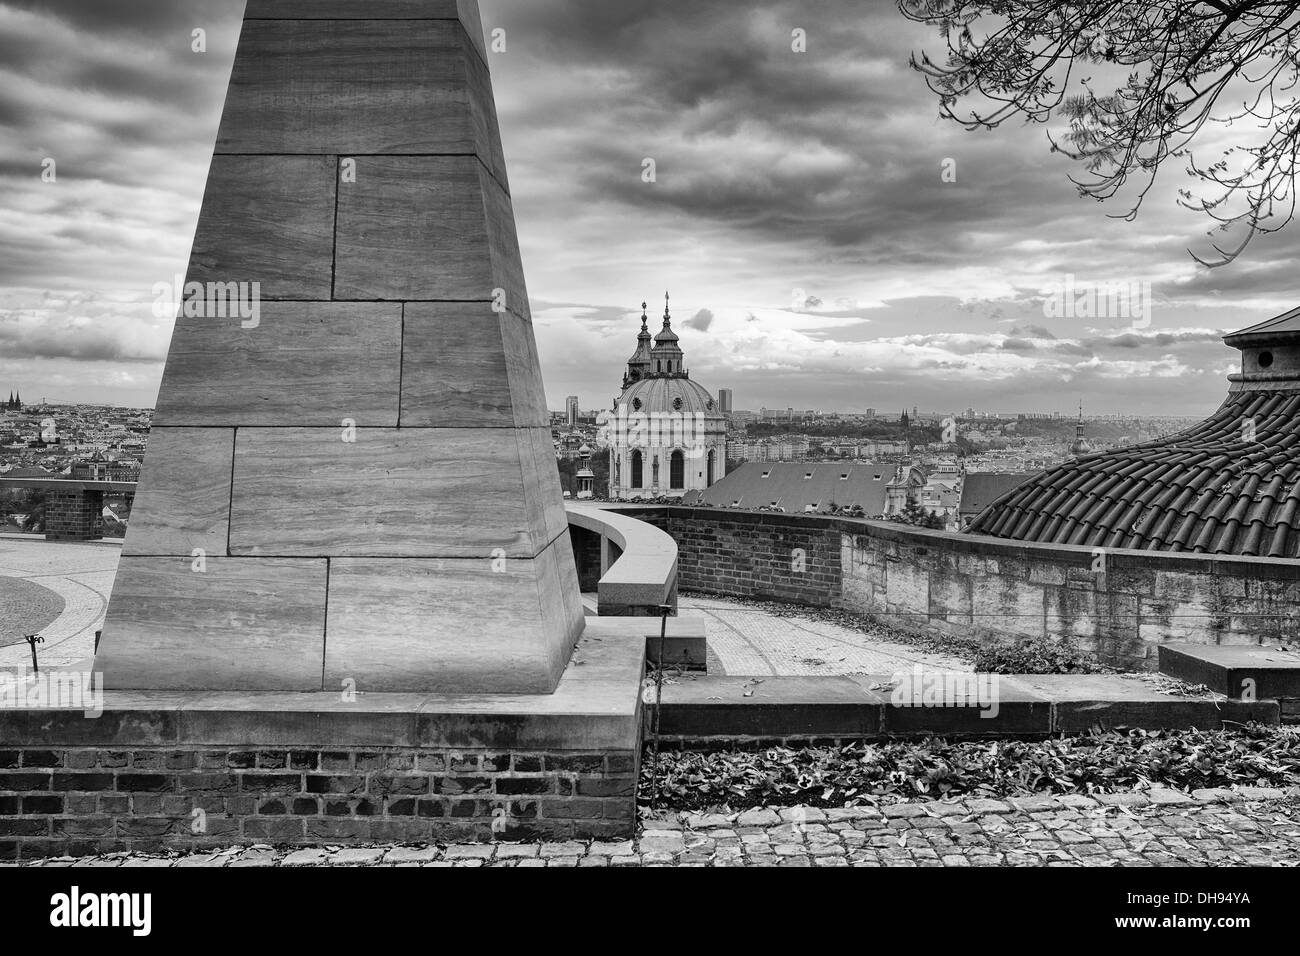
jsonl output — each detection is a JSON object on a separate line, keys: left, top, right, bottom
{"left": 1, "top": 0, "right": 1296, "bottom": 416}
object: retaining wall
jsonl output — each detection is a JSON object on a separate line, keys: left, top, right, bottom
{"left": 615, "top": 507, "right": 1300, "bottom": 667}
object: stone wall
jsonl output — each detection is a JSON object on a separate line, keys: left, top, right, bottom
{"left": 0, "top": 744, "right": 636, "bottom": 862}
{"left": 615, "top": 507, "right": 1300, "bottom": 667}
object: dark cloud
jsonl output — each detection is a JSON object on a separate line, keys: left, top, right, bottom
{"left": 1008, "top": 325, "right": 1058, "bottom": 339}
{"left": 684, "top": 308, "right": 714, "bottom": 332}
{"left": 2, "top": 0, "right": 222, "bottom": 35}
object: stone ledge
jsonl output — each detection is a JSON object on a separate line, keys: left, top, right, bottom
{"left": 1, "top": 620, "right": 645, "bottom": 751}
{"left": 648, "top": 673, "right": 1280, "bottom": 743}
{"left": 611, "top": 504, "right": 1300, "bottom": 579}
{"left": 1159, "top": 642, "right": 1300, "bottom": 700}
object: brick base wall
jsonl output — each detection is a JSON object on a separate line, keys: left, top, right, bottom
{"left": 614, "top": 507, "right": 1300, "bottom": 668}
{"left": 45, "top": 491, "right": 103, "bottom": 541}
{"left": 0, "top": 745, "right": 637, "bottom": 861}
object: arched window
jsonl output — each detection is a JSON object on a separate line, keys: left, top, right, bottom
{"left": 670, "top": 450, "right": 685, "bottom": 489}
{"left": 707, "top": 449, "right": 716, "bottom": 486}
{"left": 631, "top": 450, "right": 643, "bottom": 489}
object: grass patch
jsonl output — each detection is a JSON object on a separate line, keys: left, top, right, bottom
{"left": 640, "top": 725, "right": 1300, "bottom": 812}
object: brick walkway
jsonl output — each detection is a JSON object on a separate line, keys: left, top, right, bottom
{"left": 8, "top": 789, "right": 1297, "bottom": 867}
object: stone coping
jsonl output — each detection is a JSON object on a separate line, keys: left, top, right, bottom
{"left": 0, "top": 478, "right": 136, "bottom": 493}
{"left": 566, "top": 502, "right": 677, "bottom": 606}
{"left": 650, "top": 672, "right": 1279, "bottom": 740}
{"left": 608, "top": 504, "right": 1300, "bottom": 578}
{"left": 0, "top": 619, "right": 646, "bottom": 751}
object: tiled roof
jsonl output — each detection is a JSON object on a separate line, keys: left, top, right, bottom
{"left": 967, "top": 390, "right": 1300, "bottom": 557}
{"left": 1223, "top": 306, "right": 1300, "bottom": 345}
{"left": 697, "top": 461, "right": 893, "bottom": 514}
{"left": 959, "top": 472, "right": 1033, "bottom": 518}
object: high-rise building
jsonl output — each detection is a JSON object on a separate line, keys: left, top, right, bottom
{"left": 718, "top": 388, "right": 733, "bottom": 414}
{"left": 566, "top": 395, "right": 579, "bottom": 429}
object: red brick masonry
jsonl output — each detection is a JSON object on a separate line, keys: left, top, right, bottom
{"left": 0, "top": 745, "right": 637, "bottom": 862}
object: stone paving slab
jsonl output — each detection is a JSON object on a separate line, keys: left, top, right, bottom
{"left": 10, "top": 790, "right": 1298, "bottom": 868}
{"left": 679, "top": 595, "right": 970, "bottom": 677}
{"left": 0, "top": 537, "right": 120, "bottom": 665}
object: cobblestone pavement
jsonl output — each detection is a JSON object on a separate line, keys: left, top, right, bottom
{"left": 680, "top": 594, "right": 971, "bottom": 676}
{"left": 9, "top": 790, "right": 1297, "bottom": 867}
{"left": 0, "top": 537, "right": 119, "bottom": 666}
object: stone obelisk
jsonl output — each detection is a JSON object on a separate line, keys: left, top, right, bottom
{"left": 95, "top": 0, "right": 585, "bottom": 693}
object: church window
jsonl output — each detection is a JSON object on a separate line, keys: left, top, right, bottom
{"left": 631, "top": 450, "right": 643, "bottom": 489}
{"left": 670, "top": 450, "right": 685, "bottom": 488}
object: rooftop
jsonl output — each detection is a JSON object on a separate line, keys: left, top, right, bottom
{"left": 695, "top": 461, "right": 895, "bottom": 514}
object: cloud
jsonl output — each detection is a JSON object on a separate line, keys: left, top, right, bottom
{"left": 0, "top": 0, "right": 1289, "bottom": 412}
{"left": 684, "top": 308, "right": 714, "bottom": 332}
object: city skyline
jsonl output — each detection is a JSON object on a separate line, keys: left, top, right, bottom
{"left": 2, "top": 0, "right": 1297, "bottom": 416}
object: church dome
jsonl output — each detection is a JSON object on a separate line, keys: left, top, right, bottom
{"left": 620, "top": 376, "right": 720, "bottom": 417}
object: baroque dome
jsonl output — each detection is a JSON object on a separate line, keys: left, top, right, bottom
{"left": 620, "top": 376, "right": 721, "bottom": 418}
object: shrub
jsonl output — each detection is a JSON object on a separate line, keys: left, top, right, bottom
{"left": 973, "top": 634, "right": 1111, "bottom": 674}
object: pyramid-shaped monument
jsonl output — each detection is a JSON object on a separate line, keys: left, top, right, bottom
{"left": 96, "top": 0, "right": 584, "bottom": 693}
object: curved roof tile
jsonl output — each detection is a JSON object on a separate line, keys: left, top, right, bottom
{"left": 967, "top": 319, "right": 1300, "bottom": 557}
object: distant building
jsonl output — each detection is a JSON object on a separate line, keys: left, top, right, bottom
{"left": 958, "top": 472, "right": 1031, "bottom": 528}
{"left": 920, "top": 477, "right": 961, "bottom": 527}
{"left": 694, "top": 461, "right": 897, "bottom": 515}
{"left": 575, "top": 444, "right": 595, "bottom": 500}
{"left": 717, "top": 388, "right": 733, "bottom": 414}
{"left": 607, "top": 295, "right": 727, "bottom": 499}
{"left": 1068, "top": 402, "right": 1093, "bottom": 457}
{"left": 566, "top": 395, "right": 579, "bottom": 429}
{"left": 3, "top": 390, "right": 21, "bottom": 412}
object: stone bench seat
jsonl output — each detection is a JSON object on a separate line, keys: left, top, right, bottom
{"left": 565, "top": 503, "right": 678, "bottom": 616}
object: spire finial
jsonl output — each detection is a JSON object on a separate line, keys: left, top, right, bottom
{"left": 664, "top": 290, "right": 671, "bottom": 323}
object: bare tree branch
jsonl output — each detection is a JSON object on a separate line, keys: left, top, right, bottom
{"left": 900, "top": 0, "right": 1300, "bottom": 266}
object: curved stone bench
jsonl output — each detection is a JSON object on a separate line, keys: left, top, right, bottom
{"left": 565, "top": 502, "right": 678, "bottom": 616}
{"left": 565, "top": 503, "right": 705, "bottom": 667}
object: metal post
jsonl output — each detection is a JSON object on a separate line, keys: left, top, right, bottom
{"left": 648, "top": 603, "right": 672, "bottom": 805}
{"left": 24, "top": 633, "right": 44, "bottom": 673}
